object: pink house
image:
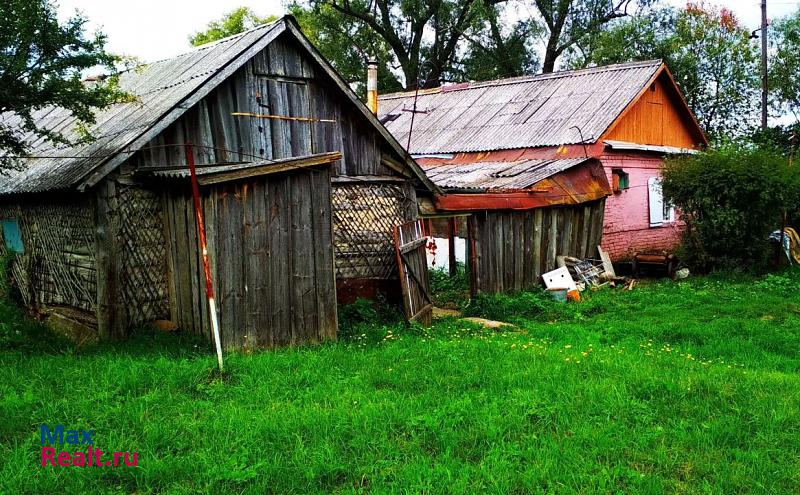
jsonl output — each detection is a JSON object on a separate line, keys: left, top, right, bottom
{"left": 379, "top": 60, "right": 707, "bottom": 261}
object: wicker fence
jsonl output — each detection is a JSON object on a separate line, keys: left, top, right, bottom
{"left": 331, "top": 183, "right": 416, "bottom": 280}
{"left": 0, "top": 199, "right": 96, "bottom": 315}
{"left": 117, "top": 185, "right": 171, "bottom": 326}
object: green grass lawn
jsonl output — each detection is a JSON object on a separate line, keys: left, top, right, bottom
{"left": 1, "top": 270, "right": 799, "bottom": 494}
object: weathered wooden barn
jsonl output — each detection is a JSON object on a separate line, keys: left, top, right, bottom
{"left": 379, "top": 61, "right": 707, "bottom": 262}
{"left": 0, "top": 16, "right": 434, "bottom": 347}
{"left": 417, "top": 156, "right": 611, "bottom": 293}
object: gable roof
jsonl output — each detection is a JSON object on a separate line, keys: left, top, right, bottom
{"left": 0, "top": 16, "right": 436, "bottom": 196}
{"left": 378, "top": 60, "right": 705, "bottom": 155}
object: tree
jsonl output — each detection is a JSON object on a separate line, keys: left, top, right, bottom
{"left": 289, "top": 2, "right": 403, "bottom": 96}
{"left": 300, "top": 0, "right": 509, "bottom": 89}
{"left": 575, "top": 4, "right": 760, "bottom": 140}
{"left": 532, "top": 0, "right": 654, "bottom": 73}
{"left": 770, "top": 9, "right": 800, "bottom": 122}
{"left": 0, "top": 0, "right": 124, "bottom": 162}
{"left": 459, "top": 3, "right": 541, "bottom": 80}
{"left": 190, "top": 7, "right": 277, "bottom": 46}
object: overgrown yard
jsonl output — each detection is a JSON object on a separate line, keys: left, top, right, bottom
{"left": 1, "top": 271, "right": 800, "bottom": 493}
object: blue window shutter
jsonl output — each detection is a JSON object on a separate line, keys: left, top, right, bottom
{"left": 1, "top": 219, "right": 24, "bottom": 253}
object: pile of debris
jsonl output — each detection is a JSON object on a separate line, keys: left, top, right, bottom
{"left": 541, "top": 247, "right": 690, "bottom": 301}
{"left": 542, "top": 247, "right": 632, "bottom": 301}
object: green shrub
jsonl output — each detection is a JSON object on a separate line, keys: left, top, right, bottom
{"left": 429, "top": 262, "right": 469, "bottom": 308}
{"left": 337, "top": 298, "right": 404, "bottom": 342}
{"left": 662, "top": 146, "right": 800, "bottom": 272}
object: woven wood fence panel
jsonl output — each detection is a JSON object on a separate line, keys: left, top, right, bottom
{"left": 0, "top": 200, "right": 96, "bottom": 312}
{"left": 117, "top": 186, "right": 171, "bottom": 325}
{"left": 331, "top": 183, "right": 414, "bottom": 280}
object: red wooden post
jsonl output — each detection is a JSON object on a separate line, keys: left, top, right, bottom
{"left": 185, "top": 144, "right": 224, "bottom": 371}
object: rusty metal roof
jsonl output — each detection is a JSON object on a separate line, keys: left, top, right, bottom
{"left": 421, "top": 157, "right": 593, "bottom": 192}
{"left": 0, "top": 19, "right": 287, "bottom": 195}
{"left": 378, "top": 60, "right": 663, "bottom": 155}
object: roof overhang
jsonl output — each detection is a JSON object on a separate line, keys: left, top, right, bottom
{"left": 604, "top": 140, "right": 699, "bottom": 155}
{"left": 140, "top": 152, "right": 341, "bottom": 186}
{"left": 429, "top": 157, "right": 611, "bottom": 212}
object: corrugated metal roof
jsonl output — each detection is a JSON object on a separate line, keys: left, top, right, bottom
{"left": 0, "top": 19, "right": 285, "bottom": 195}
{"left": 378, "top": 60, "right": 663, "bottom": 154}
{"left": 421, "top": 157, "right": 591, "bottom": 192}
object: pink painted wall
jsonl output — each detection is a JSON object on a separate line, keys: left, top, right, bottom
{"left": 600, "top": 151, "right": 684, "bottom": 260}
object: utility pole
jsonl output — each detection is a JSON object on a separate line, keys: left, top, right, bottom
{"left": 761, "top": 0, "right": 768, "bottom": 130}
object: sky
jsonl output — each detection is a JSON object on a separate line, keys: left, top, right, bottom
{"left": 55, "top": 0, "right": 800, "bottom": 64}
{"left": 55, "top": 0, "right": 286, "bottom": 62}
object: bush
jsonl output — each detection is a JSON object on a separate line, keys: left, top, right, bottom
{"left": 662, "top": 147, "right": 800, "bottom": 272}
{"left": 429, "top": 262, "right": 469, "bottom": 308}
{"left": 337, "top": 298, "right": 404, "bottom": 342}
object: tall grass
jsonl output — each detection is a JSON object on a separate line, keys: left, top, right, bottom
{"left": 0, "top": 270, "right": 799, "bottom": 493}
{"left": 429, "top": 262, "right": 469, "bottom": 309}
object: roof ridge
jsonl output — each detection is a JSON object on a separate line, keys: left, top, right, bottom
{"left": 379, "top": 59, "right": 663, "bottom": 100}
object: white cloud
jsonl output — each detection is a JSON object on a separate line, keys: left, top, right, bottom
{"left": 55, "top": 0, "right": 286, "bottom": 63}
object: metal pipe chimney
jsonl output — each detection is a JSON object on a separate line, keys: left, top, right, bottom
{"left": 367, "top": 60, "right": 378, "bottom": 114}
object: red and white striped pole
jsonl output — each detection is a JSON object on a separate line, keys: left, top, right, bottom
{"left": 185, "top": 144, "right": 224, "bottom": 372}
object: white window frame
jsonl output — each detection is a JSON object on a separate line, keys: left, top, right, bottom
{"left": 648, "top": 177, "right": 675, "bottom": 227}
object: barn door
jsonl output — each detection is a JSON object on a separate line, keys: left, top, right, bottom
{"left": 393, "top": 220, "right": 433, "bottom": 325}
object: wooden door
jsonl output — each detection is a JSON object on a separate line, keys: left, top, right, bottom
{"left": 393, "top": 220, "right": 433, "bottom": 325}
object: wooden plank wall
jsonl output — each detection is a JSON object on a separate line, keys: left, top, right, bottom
{"left": 605, "top": 74, "right": 701, "bottom": 149}
{"left": 394, "top": 220, "right": 433, "bottom": 325}
{"left": 129, "top": 33, "right": 399, "bottom": 178}
{"left": 163, "top": 167, "right": 337, "bottom": 349}
{"left": 469, "top": 199, "right": 606, "bottom": 293}
{"left": 123, "top": 31, "right": 418, "bottom": 288}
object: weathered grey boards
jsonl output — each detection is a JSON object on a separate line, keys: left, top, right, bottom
{"left": 468, "top": 199, "right": 606, "bottom": 293}
{"left": 393, "top": 220, "right": 433, "bottom": 325}
{"left": 162, "top": 165, "right": 336, "bottom": 349}
{"left": 126, "top": 32, "right": 423, "bottom": 299}
{"left": 0, "top": 17, "right": 434, "bottom": 347}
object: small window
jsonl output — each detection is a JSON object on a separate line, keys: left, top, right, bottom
{"left": 0, "top": 219, "right": 23, "bottom": 253}
{"left": 612, "top": 169, "right": 629, "bottom": 193}
{"left": 648, "top": 177, "right": 675, "bottom": 227}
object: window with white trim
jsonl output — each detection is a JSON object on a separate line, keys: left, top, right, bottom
{"left": 648, "top": 177, "right": 675, "bottom": 227}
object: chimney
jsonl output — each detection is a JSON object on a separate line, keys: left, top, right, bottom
{"left": 366, "top": 60, "right": 378, "bottom": 114}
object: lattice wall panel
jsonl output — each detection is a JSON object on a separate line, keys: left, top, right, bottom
{"left": 331, "top": 183, "right": 414, "bottom": 280}
{"left": 0, "top": 200, "right": 96, "bottom": 312}
{"left": 118, "top": 186, "right": 171, "bottom": 325}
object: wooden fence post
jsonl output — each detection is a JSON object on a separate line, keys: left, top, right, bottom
{"left": 95, "top": 179, "right": 127, "bottom": 340}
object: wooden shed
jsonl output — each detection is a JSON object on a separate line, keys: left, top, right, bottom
{"left": 0, "top": 16, "right": 434, "bottom": 347}
{"left": 418, "top": 156, "right": 611, "bottom": 293}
